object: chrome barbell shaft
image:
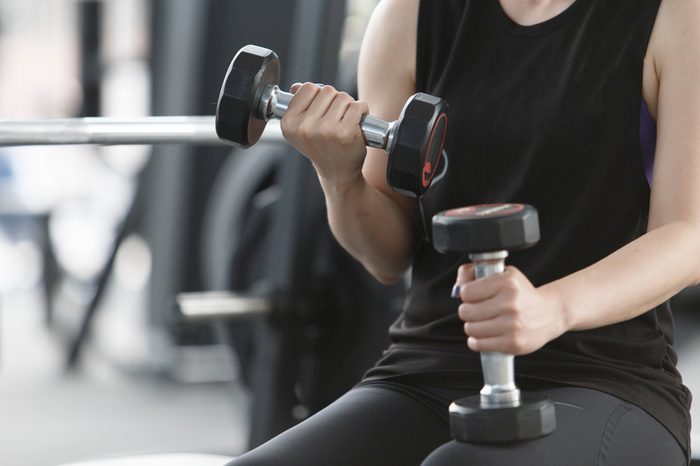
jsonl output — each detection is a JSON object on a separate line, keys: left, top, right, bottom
{"left": 0, "top": 116, "right": 284, "bottom": 146}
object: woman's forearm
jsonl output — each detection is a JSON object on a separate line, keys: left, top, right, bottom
{"left": 321, "top": 174, "right": 419, "bottom": 284}
{"left": 547, "top": 221, "right": 700, "bottom": 332}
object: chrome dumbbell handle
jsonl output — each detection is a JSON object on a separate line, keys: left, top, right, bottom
{"left": 258, "top": 85, "right": 396, "bottom": 150}
{"left": 470, "top": 250, "right": 521, "bottom": 408}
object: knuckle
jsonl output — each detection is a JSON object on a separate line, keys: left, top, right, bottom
{"left": 320, "top": 118, "right": 339, "bottom": 133}
{"left": 510, "top": 332, "right": 528, "bottom": 354}
{"left": 502, "top": 295, "right": 518, "bottom": 315}
{"left": 504, "top": 275, "right": 520, "bottom": 292}
{"left": 297, "top": 121, "right": 315, "bottom": 139}
{"left": 512, "top": 340, "right": 526, "bottom": 355}
{"left": 341, "top": 121, "right": 359, "bottom": 139}
{"left": 505, "top": 335, "right": 519, "bottom": 354}
{"left": 508, "top": 315, "right": 524, "bottom": 334}
{"left": 355, "top": 99, "right": 370, "bottom": 113}
{"left": 280, "top": 117, "right": 292, "bottom": 135}
{"left": 319, "top": 84, "right": 336, "bottom": 96}
{"left": 457, "top": 304, "right": 470, "bottom": 321}
{"left": 514, "top": 316, "right": 526, "bottom": 332}
{"left": 281, "top": 116, "right": 300, "bottom": 138}
{"left": 296, "top": 83, "right": 317, "bottom": 100}
{"left": 342, "top": 93, "right": 357, "bottom": 108}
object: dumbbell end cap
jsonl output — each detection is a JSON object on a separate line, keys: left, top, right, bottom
{"left": 449, "top": 393, "right": 556, "bottom": 443}
{"left": 432, "top": 203, "right": 540, "bottom": 254}
{"left": 387, "top": 93, "right": 449, "bottom": 197}
{"left": 216, "top": 45, "right": 280, "bottom": 147}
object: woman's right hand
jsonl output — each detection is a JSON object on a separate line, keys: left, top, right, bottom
{"left": 281, "top": 82, "right": 371, "bottom": 193}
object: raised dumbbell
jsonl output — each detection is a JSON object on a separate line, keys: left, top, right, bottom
{"left": 432, "top": 203, "right": 556, "bottom": 443}
{"left": 215, "top": 45, "right": 449, "bottom": 198}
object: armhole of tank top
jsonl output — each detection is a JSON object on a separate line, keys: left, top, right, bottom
{"left": 637, "top": 0, "right": 662, "bottom": 188}
{"left": 415, "top": 0, "right": 430, "bottom": 92}
{"left": 638, "top": 0, "right": 662, "bottom": 61}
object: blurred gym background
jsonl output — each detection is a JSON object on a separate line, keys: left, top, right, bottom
{"left": 0, "top": 1, "right": 697, "bottom": 465}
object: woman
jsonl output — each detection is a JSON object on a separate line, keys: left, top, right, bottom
{"left": 229, "top": 0, "right": 696, "bottom": 464}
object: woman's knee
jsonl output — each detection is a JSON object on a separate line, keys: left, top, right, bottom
{"left": 419, "top": 441, "right": 492, "bottom": 466}
{"left": 601, "top": 403, "right": 685, "bottom": 466}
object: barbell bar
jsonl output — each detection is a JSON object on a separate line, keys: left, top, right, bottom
{"left": 0, "top": 116, "right": 284, "bottom": 147}
{"left": 0, "top": 43, "right": 448, "bottom": 197}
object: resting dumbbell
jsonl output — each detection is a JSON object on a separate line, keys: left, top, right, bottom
{"left": 215, "top": 45, "right": 449, "bottom": 198}
{"left": 432, "top": 204, "right": 556, "bottom": 443}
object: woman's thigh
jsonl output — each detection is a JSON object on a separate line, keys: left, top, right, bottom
{"left": 227, "top": 383, "right": 452, "bottom": 466}
{"left": 420, "top": 387, "right": 685, "bottom": 466}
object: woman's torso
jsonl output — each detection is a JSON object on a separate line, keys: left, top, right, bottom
{"left": 363, "top": 0, "right": 690, "bottom": 457}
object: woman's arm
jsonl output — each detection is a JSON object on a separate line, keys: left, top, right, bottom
{"left": 282, "top": 0, "right": 421, "bottom": 284}
{"left": 454, "top": 0, "right": 700, "bottom": 355}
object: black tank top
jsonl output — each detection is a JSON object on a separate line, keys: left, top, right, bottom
{"left": 363, "top": 0, "right": 691, "bottom": 457}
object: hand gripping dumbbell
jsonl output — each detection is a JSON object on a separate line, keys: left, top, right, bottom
{"left": 432, "top": 203, "right": 556, "bottom": 443}
{"left": 215, "top": 45, "right": 449, "bottom": 197}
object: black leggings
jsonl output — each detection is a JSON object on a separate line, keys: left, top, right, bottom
{"left": 227, "top": 382, "right": 686, "bottom": 466}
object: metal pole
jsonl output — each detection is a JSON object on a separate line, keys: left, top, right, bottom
{"left": 0, "top": 117, "right": 283, "bottom": 146}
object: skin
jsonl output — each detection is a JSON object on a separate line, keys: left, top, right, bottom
{"left": 281, "top": 0, "right": 700, "bottom": 356}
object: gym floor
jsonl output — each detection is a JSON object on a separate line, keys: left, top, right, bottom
{"left": 0, "top": 290, "right": 248, "bottom": 466}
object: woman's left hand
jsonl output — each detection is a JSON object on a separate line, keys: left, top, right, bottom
{"left": 454, "top": 264, "right": 569, "bottom": 355}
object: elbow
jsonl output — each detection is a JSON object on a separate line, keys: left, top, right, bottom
{"left": 682, "top": 222, "right": 700, "bottom": 287}
{"left": 365, "top": 262, "right": 410, "bottom": 286}
{"left": 677, "top": 221, "right": 700, "bottom": 287}
{"left": 373, "top": 272, "right": 403, "bottom": 286}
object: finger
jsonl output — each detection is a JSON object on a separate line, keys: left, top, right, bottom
{"left": 459, "top": 271, "right": 513, "bottom": 303}
{"left": 341, "top": 101, "right": 369, "bottom": 139}
{"left": 452, "top": 263, "right": 475, "bottom": 298}
{"left": 456, "top": 263, "right": 476, "bottom": 284}
{"left": 468, "top": 334, "right": 530, "bottom": 355}
{"left": 285, "top": 82, "right": 320, "bottom": 116}
{"left": 463, "top": 316, "right": 510, "bottom": 339}
{"left": 457, "top": 299, "right": 503, "bottom": 323}
{"left": 305, "top": 85, "right": 339, "bottom": 120}
{"left": 328, "top": 92, "right": 354, "bottom": 121}
{"left": 290, "top": 82, "right": 303, "bottom": 94}
{"left": 341, "top": 99, "right": 369, "bottom": 123}
{"left": 339, "top": 100, "right": 370, "bottom": 143}
{"left": 467, "top": 335, "right": 512, "bottom": 354}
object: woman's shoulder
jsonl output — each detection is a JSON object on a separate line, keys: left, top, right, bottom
{"left": 359, "top": 0, "right": 420, "bottom": 103}
{"left": 647, "top": 0, "right": 700, "bottom": 76}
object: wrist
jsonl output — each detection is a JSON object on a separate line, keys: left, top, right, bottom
{"left": 541, "top": 282, "right": 575, "bottom": 337}
{"left": 319, "top": 169, "right": 366, "bottom": 198}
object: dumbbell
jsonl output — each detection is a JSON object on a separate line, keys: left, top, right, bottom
{"left": 432, "top": 203, "right": 556, "bottom": 443}
{"left": 216, "top": 45, "right": 449, "bottom": 198}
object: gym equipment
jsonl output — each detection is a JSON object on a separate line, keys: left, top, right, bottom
{"left": 178, "top": 142, "right": 406, "bottom": 447}
{"left": 0, "top": 44, "right": 448, "bottom": 197}
{"left": 216, "top": 45, "right": 449, "bottom": 197}
{"left": 0, "top": 116, "right": 283, "bottom": 146}
{"left": 432, "top": 203, "right": 556, "bottom": 443}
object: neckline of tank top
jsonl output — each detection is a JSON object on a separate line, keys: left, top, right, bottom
{"left": 488, "top": 0, "right": 591, "bottom": 37}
